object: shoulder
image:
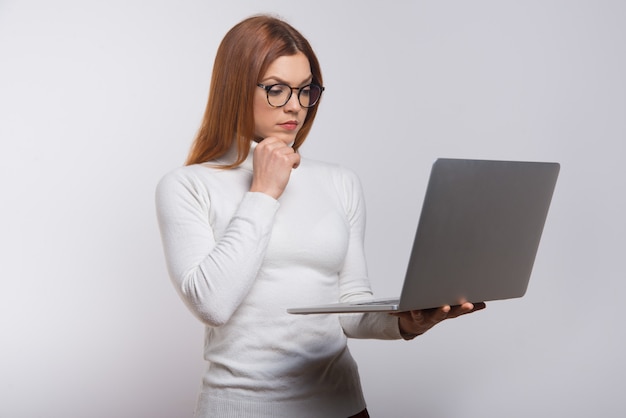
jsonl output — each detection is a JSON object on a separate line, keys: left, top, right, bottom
{"left": 156, "top": 164, "right": 210, "bottom": 195}
{"left": 156, "top": 162, "right": 253, "bottom": 211}
{"left": 155, "top": 164, "right": 225, "bottom": 209}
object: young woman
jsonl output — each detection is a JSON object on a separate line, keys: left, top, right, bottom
{"left": 156, "top": 14, "right": 484, "bottom": 418}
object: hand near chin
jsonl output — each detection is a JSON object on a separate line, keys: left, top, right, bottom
{"left": 391, "top": 302, "right": 486, "bottom": 338}
{"left": 250, "top": 136, "right": 301, "bottom": 199}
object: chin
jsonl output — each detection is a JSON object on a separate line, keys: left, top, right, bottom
{"left": 254, "top": 131, "right": 298, "bottom": 146}
{"left": 274, "top": 134, "right": 298, "bottom": 146}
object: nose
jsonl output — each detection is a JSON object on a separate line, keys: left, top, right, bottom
{"left": 284, "top": 89, "right": 302, "bottom": 112}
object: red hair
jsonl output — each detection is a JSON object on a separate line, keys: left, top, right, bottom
{"left": 185, "top": 15, "right": 323, "bottom": 166}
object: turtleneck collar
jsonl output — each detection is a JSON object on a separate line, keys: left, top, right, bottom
{"left": 213, "top": 140, "right": 257, "bottom": 172}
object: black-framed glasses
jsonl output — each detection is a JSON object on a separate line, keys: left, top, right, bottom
{"left": 257, "top": 83, "right": 324, "bottom": 108}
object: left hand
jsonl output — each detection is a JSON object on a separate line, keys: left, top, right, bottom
{"left": 391, "top": 302, "right": 486, "bottom": 338}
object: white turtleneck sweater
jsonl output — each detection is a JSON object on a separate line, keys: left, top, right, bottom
{"left": 155, "top": 143, "right": 402, "bottom": 418}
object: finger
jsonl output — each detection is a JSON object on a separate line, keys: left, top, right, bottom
{"left": 447, "top": 302, "right": 486, "bottom": 318}
{"left": 473, "top": 302, "right": 487, "bottom": 311}
{"left": 257, "top": 138, "right": 288, "bottom": 155}
{"left": 256, "top": 137, "right": 290, "bottom": 154}
{"left": 437, "top": 306, "right": 450, "bottom": 321}
{"left": 292, "top": 150, "right": 301, "bottom": 169}
{"left": 442, "top": 304, "right": 468, "bottom": 319}
{"left": 256, "top": 141, "right": 297, "bottom": 166}
{"left": 276, "top": 146, "right": 298, "bottom": 161}
{"left": 411, "top": 308, "right": 446, "bottom": 325}
{"left": 410, "top": 310, "right": 424, "bottom": 322}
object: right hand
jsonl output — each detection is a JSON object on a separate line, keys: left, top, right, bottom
{"left": 249, "top": 137, "right": 301, "bottom": 199}
{"left": 391, "top": 302, "right": 486, "bottom": 338}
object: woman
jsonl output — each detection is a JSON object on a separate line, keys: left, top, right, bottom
{"left": 156, "top": 14, "right": 484, "bottom": 418}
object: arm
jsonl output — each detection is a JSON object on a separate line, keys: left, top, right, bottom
{"left": 155, "top": 139, "right": 298, "bottom": 327}
{"left": 155, "top": 170, "right": 279, "bottom": 327}
{"left": 334, "top": 168, "right": 403, "bottom": 339}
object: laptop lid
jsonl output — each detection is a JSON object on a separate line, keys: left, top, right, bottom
{"left": 396, "top": 158, "right": 559, "bottom": 311}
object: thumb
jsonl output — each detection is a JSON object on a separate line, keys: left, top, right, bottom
{"left": 292, "top": 150, "right": 301, "bottom": 169}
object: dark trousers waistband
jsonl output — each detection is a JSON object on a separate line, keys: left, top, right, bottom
{"left": 349, "top": 408, "right": 370, "bottom": 418}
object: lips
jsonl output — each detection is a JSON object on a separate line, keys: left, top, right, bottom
{"left": 279, "top": 120, "right": 299, "bottom": 131}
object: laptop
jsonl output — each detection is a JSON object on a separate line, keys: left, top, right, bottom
{"left": 287, "top": 158, "right": 560, "bottom": 314}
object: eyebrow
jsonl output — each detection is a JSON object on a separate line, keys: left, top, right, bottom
{"left": 260, "top": 74, "right": 313, "bottom": 86}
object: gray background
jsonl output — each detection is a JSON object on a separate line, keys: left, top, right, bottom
{"left": 1, "top": 0, "right": 624, "bottom": 417}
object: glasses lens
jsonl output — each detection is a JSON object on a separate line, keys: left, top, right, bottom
{"left": 299, "top": 84, "right": 322, "bottom": 108}
{"left": 266, "top": 84, "right": 291, "bottom": 107}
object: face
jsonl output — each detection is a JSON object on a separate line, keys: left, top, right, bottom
{"left": 254, "top": 52, "right": 312, "bottom": 145}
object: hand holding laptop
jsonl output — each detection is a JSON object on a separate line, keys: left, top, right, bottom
{"left": 391, "top": 301, "right": 487, "bottom": 339}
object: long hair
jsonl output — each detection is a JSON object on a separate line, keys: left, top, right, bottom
{"left": 185, "top": 15, "right": 323, "bottom": 166}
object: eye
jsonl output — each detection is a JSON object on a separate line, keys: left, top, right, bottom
{"left": 268, "top": 84, "right": 288, "bottom": 97}
{"left": 299, "top": 86, "right": 311, "bottom": 97}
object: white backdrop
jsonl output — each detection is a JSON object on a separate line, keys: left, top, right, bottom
{"left": 1, "top": 1, "right": 624, "bottom": 417}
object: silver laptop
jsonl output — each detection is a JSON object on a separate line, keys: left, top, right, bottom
{"left": 287, "top": 158, "right": 560, "bottom": 314}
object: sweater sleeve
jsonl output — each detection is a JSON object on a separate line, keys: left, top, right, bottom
{"left": 334, "top": 167, "right": 403, "bottom": 340}
{"left": 155, "top": 169, "right": 279, "bottom": 327}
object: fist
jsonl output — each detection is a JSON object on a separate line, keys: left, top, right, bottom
{"left": 249, "top": 137, "right": 301, "bottom": 199}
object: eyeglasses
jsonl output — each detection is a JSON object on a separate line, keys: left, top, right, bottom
{"left": 257, "top": 83, "right": 324, "bottom": 108}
